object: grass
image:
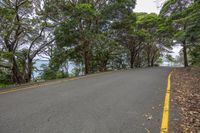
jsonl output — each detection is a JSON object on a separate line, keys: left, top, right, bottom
{"left": 0, "top": 83, "right": 13, "bottom": 88}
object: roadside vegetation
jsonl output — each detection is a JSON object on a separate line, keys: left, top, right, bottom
{"left": 0, "top": 0, "right": 200, "bottom": 87}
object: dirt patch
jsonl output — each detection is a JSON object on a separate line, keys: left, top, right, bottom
{"left": 171, "top": 67, "right": 200, "bottom": 133}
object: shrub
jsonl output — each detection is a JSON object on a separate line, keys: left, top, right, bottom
{"left": 0, "top": 69, "right": 13, "bottom": 86}
{"left": 41, "top": 69, "right": 56, "bottom": 80}
{"left": 56, "top": 71, "right": 68, "bottom": 79}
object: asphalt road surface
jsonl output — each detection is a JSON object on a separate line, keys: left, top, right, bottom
{"left": 0, "top": 67, "right": 172, "bottom": 133}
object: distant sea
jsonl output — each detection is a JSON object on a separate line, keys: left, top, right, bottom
{"left": 33, "top": 60, "right": 75, "bottom": 78}
{"left": 33, "top": 60, "right": 49, "bottom": 78}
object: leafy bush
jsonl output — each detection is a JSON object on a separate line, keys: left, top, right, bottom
{"left": 41, "top": 69, "right": 57, "bottom": 80}
{"left": 56, "top": 71, "right": 68, "bottom": 79}
{"left": 0, "top": 69, "right": 13, "bottom": 86}
{"left": 41, "top": 69, "right": 68, "bottom": 80}
{"left": 71, "top": 67, "right": 81, "bottom": 77}
{"left": 190, "top": 45, "right": 200, "bottom": 66}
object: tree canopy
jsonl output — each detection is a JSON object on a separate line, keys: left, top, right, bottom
{"left": 160, "top": 0, "right": 200, "bottom": 67}
{"left": 0, "top": 0, "right": 199, "bottom": 85}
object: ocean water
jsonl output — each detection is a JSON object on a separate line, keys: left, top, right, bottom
{"left": 33, "top": 60, "right": 76, "bottom": 78}
{"left": 33, "top": 60, "right": 49, "bottom": 78}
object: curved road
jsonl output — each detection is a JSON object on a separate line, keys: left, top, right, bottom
{"left": 0, "top": 67, "right": 171, "bottom": 133}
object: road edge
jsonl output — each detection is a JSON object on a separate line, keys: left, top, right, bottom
{"left": 0, "top": 71, "right": 113, "bottom": 95}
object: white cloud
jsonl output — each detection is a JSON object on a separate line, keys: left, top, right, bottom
{"left": 134, "top": 0, "right": 160, "bottom": 14}
{"left": 171, "top": 45, "right": 182, "bottom": 58}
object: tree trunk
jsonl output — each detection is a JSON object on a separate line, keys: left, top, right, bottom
{"left": 100, "top": 60, "right": 108, "bottom": 72}
{"left": 82, "top": 40, "right": 92, "bottom": 75}
{"left": 135, "top": 54, "right": 141, "bottom": 68}
{"left": 151, "top": 55, "right": 155, "bottom": 67}
{"left": 183, "top": 42, "right": 188, "bottom": 67}
{"left": 146, "top": 44, "right": 151, "bottom": 67}
{"left": 11, "top": 57, "right": 24, "bottom": 84}
{"left": 147, "top": 52, "right": 151, "bottom": 67}
{"left": 151, "top": 60, "right": 154, "bottom": 67}
{"left": 103, "top": 64, "right": 107, "bottom": 71}
{"left": 84, "top": 50, "right": 90, "bottom": 75}
{"left": 26, "top": 58, "right": 33, "bottom": 82}
{"left": 130, "top": 51, "right": 134, "bottom": 69}
{"left": 182, "top": 23, "right": 189, "bottom": 67}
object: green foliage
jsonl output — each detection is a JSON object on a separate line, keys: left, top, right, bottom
{"left": 156, "top": 58, "right": 163, "bottom": 65}
{"left": 52, "top": 0, "right": 138, "bottom": 74}
{"left": 166, "top": 54, "right": 175, "bottom": 62}
{"left": 75, "top": 4, "right": 95, "bottom": 15}
{"left": 161, "top": 0, "right": 200, "bottom": 66}
{"left": 0, "top": 51, "right": 12, "bottom": 60}
{"left": 0, "top": 7, "right": 15, "bottom": 23}
{"left": 189, "top": 45, "right": 200, "bottom": 66}
{"left": 91, "top": 33, "right": 121, "bottom": 71}
{"left": 56, "top": 71, "right": 68, "bottom": 79}
{"left": 41, "top": 69, "right": 57, "bottom": 80}
{"left": 4, "top": 0, "right": 199, "bottom": 84}
{"left": 184, "top": 2, "right": 200, "bottom": 42}
{"left": 71, "top": 67, "right": 82, "bottom": 77}
{"left": 160, "top": 0, "right": 200, "bottom": 43}
{"left": 0, "top": 69, "right": 13, "bottom": 85}
{"left": 41, "top": 69, "right": 68, "bottom": 80}
{"left": 48, "top": 48, "right": 68, "bottom": 71}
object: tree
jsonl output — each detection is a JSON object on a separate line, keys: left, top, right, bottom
{"left": 136, "top": 13, "right": 171, "bottom": 67}
{"left": 0, "top": 0, "right": 55, "bottom": 83}
{"left": 53, "top": 0, "right": 136, "bottom": 74}
{"left": 0, "top": 0, "right": 176, "bottom": 85}
{"left": 189, "top": 44, "right": 200, "bottom": 66}
{"left": 160, "top": 0, "right": 194, "bottom": 67}
{"left": 112, "top": 13, "right": 149, "bottom": 68}
{"left": 91, "top": 33, "right": 121, "bottom": 72}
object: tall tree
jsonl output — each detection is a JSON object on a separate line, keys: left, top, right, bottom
{"left": 53, "top": 0, "right": 136, "bottom": 74}
{"left": 138, "top": 13, "right": 174, "bottom": 67}
{"left": 160, "top": 0, "right": 194, "bottom": 67}
{"left": 0, "top": 0, "right": 55, "bottom": 83}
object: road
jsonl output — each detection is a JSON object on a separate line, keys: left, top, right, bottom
{"left": 0, "top": 67, "right": 171, "bottom": 133}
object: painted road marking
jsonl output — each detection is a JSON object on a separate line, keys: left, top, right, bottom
{"left": 160, "top": 71, "right": 173, "bottom": 133}
{"left": 0, "top": 71, "right": 112, "bottom": 95}
{"left": 0, "top": 82, "right": 61, "bottom": 95}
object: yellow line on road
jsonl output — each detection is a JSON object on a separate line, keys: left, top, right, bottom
{"left": 160, "top": 71, "right": 173, "bottom": 133}
{"left": 0, "top": 81, "right": 61, "bottom": 95}
{"left": 0, "top": 71, "right": 111, "bottom": 95}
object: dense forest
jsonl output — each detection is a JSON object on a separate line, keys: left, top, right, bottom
{"left": 0, "top": 0, "right": 200, "bottom": 85}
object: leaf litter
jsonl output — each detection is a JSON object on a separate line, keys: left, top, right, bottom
{"left": 171, "top": 67, "right": 200, "bottom": 133}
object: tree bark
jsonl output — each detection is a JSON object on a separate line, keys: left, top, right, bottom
{"left": 84, "top": 50, "right": 90, "bottom": 75}
{"left": 147, "top": 52, "right": 151, "bottom": 67}
{"left": 146, "top": 44, "right": 151, "bottom": 67}
{"left": 11, "top": 57, "right": 24, "bottom": 84}
{"left": 83, "top": 40, "right": 92, "bottom": 75}
{"left": 151, "top": 58, "right": 154, "bottom": 67}
{"left": 26, "top": 58, "right": 33, "bottom": 82}
{"left": 135, "top": 53, "right": 141, "bottom": 68}
{"left": 130, "top": 51, "right": 134, "bottom": 69}
{"left": 151, "top": 54, "right": 155, "bottom": 67}
{"left": 100, "top": 60, "right": 108, "bottom": 72}
{"left": 183, "top": 41, "right": 188, "bottom": 67}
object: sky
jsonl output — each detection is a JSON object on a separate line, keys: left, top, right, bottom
{"left": 134, "top": 0, "right": 160, "bottom": 14}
